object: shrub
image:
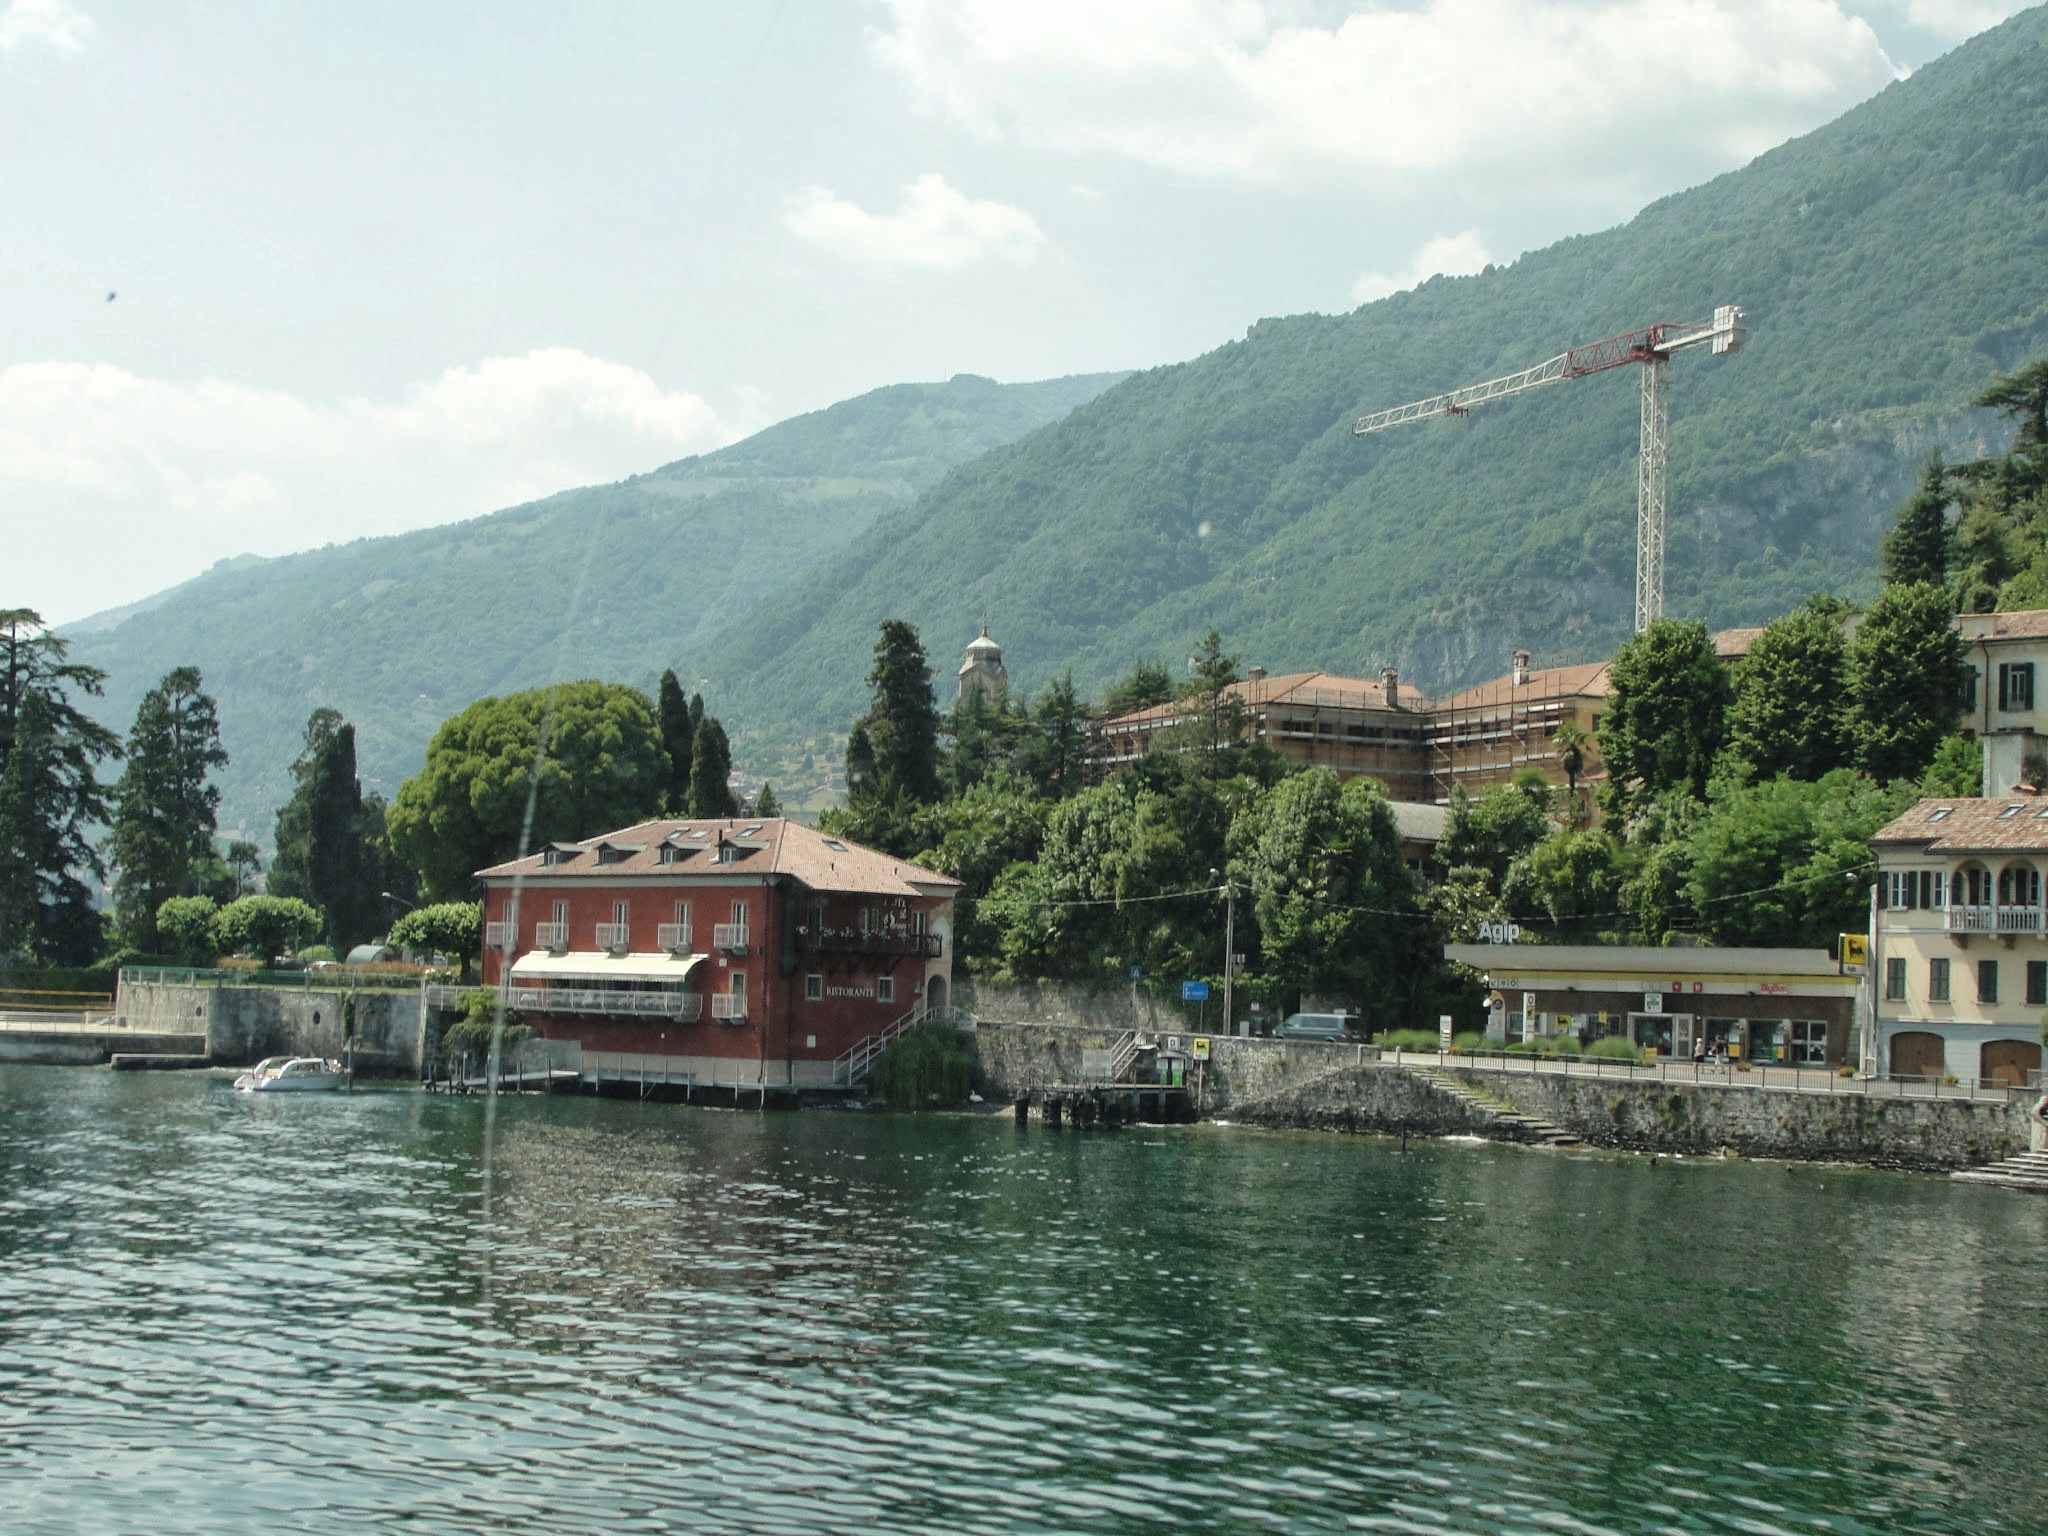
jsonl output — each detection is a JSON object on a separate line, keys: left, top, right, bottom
{"left": 441, "top": 989, "right": 528, "bottom": 1057}
{"left": 872, "top": 1019, "right": 974, "bottom": 1108}
{"left": 1449, "top": 1031, "right": 1490, "bottom": 1055}
{"left": 1585, "top": 1036, "right": 1648, "bottom": 1063}
{"left": 1378, "top": 1028, "right": 1440, "bottom": 1051}
{"left": 299, "top": 945, "right": 338, "bottom": 965}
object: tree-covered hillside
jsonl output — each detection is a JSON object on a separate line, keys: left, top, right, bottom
{"left": 689, "top": 5, "right": 2048, "bottom": 751}
{"left": 62, "top": 371, "right": 1125, "bottom": 839}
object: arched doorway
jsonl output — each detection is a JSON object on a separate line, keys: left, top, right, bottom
{"left": 925, "top": 974, "right": 948, "bottom": 1015}
{"left": 1890, "top": 1031, "right": 1946, "bottom": 1081}
{"left": 1982, "top": 1038, "right": 2041, "bottom": 1088}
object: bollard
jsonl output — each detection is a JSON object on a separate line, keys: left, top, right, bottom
{"left": 1014, "top": 1093, "right": 1030, "bottom": 1125}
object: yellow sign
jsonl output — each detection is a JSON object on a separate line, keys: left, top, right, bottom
{"left": 1192, "top": 1036, "right": 1211, "bottom": 1061}
{"left": 1839, "top": 934, "right": 1869, "bottom": 970}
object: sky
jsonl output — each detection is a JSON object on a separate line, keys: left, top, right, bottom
{"left": 4, "top": 0, "right": 2035, "bottom": 625}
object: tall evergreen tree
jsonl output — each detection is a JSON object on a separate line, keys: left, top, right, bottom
{"left": 853, "top": 620, "right": 941, "bottom": 804}
{"left": 1021, "top": 672, "right": 1089, "bottom": 798}
{"left": 0, "top": 612, "right": 119, "bottom": 964}
{"left": 1849, "top": 581, "right": 1970, "bottom": 782}
{"left": 1878, "top": 455, "right": 1953, "bottom": 588}
{"left": 657, "top": 669, "right": 694, "bottom": 813}
{"left": 270, "top": 709, "right": 371, "bottom": 949}
{"left": 688, "top": 715, "right": 738, "bottom": 818}
{"left": 108, "top": 667, "right": 228, "bottom": 952}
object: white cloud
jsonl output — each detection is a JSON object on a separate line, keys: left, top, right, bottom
{"left": 0, "top": 0, "right": 94, "bottom": 52}
{"left": 1903, "top": 0, "right": 2032, "bottom": 36}
{"left": 0, "top": 351, "right": 758, "bottom": 624}
{"left": 870, "top": 0, "right": 1906, "bottom": 187}
{"left": 785, "top": 173, "right": 1046, "bottom": 268}
{"left": 1351, "top": 229, "right": 1493, "bottom": 303}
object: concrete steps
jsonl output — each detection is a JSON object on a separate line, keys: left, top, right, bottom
{"left": 1953, "top": 1149, "right": 2048, "bottom": 1191}
{"left": 1404, "top": 1065, "right": 1582, "bottom": 1148}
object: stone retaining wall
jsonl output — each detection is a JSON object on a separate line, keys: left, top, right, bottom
{"left": 117, "top": 981, "right": 424, "bottom": 1073}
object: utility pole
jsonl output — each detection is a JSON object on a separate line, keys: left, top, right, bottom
{"left": 1222, "top": 875, "right": 1236, "bottom": 1037}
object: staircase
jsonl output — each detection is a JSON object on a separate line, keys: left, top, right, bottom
{"left": 1952, "top": 1149, "right": 2048, "bottom": 1191}
{"left": 1403, "top": 1064, "right": 1582, "bottom": 1148}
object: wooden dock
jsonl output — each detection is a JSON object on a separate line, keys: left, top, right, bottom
{"left": 1016, "top": 1083, "right": 1193, "bottom": 1127}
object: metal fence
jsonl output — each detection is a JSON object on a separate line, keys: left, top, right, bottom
{"left": 120, "top": 964, "right": 439, "bottom": 992}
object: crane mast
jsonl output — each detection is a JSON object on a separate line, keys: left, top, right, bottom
{"left": 1353, "top": 304, "right": 1746, "bottom": 632}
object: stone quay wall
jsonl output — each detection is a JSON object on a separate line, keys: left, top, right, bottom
{"left": 117, "top": 980, "right": 424, "bottom": 1074}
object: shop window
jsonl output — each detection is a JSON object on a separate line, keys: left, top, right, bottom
{"left": 1929, "top": 958, "right": 1950, "bottom": 1001}
{"left": 805, "top": 973, "right": 823, "bottom": 1001}
{"left": 1977, "top": 958, "right": 1999, "bottom": 1005}
{"left": 2029, "top": 961, "right": 2047, "bottom": 1007}
{"left": 1885, "top": 957, "right": 1906, "bottom": 1001}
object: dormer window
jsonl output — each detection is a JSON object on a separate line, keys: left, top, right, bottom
{"left": 658, "top": 844, "right": 685, "bottom": 865}
{"left": 715, "top": 844, "right": 741, "bottom": 865}
{"left": 542, "top": 842, "right": 584, "bottom": 866}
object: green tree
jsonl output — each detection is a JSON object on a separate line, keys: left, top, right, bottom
{"left": 1721, "top": 597, "right": 1855, "bottom": 781}
{"left": 269, "top": 709, "right": 373, "bottom": 951}
{"left": 1502, "top": 829, "right": 1624, "bottom": 941}
{"left": 108, "top": 667, "right": 228, "bottom": 953}
{"left": 389, "top": 900, "right": 483, "bottom": 972}
{"left": 1922, "top": 733, "right": 1983, "bottom": 797}
{"left": 155, "top": 895, "right": 221, "bottom": 965}
{"left": 211, "top": 895, "right": 324, "bottom": 961}
{"left": 1438, "top": 776, "right": 1551, "bottom": 883}
{"left": 688, "top": 714, "right": 738, "bottom": 817}
{"left": 1599, "top": 619, "right": 1731, "bottom": 820}
{"left": 224, "top": 841, "right": 263, "bottom": 897}
{"left": 852, "top": 620, "right": 941, "bottom": 804}
{"left": 1227, "top": 770, "right": 1422, "bottom": 1028}
{"left": 1682, "top": 771, "right": 1910, "bottom": 948}
{"left": 1020, "top": 671, "right": 1089, "bottom": 798}
{"left": 752, "top": 783, "right": 781, "bottom": 817}
{"left": 1878, "top": 454, "right": 1953, "bottom": 588}
{"left": 387, "top": 681, "right": 668, "bottom": 900}
{"left": 1099, "top": 659, "right": 1174, "bottom": 718}
{"left": 657, "top": 669, "right": 694, "bottom": 813}
{"left": 1848, "top": 582, "right": 1968, "bottom": 782}
{"left": 0, "top": 612, "right": 120, "bottom": 964}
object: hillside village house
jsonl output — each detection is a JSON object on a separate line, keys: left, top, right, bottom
{"left": 1870, "top": 797, "right": 2048, "bottom": 1088}
{"left": 476, "top": 819, "right": 960, "bottom": 1092}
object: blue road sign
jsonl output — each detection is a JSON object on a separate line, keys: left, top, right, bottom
{"left": 1181, "top": 980, "right": 1210, "bottom": 1001}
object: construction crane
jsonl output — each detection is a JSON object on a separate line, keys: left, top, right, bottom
{"left": 1352, "top": 305, "right": 1747, "bottom": 633}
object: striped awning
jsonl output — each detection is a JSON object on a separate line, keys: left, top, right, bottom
{"left": 509, "top": 951, "right": 705, "bottom": 985}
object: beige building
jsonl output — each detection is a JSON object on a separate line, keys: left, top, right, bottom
{"left": 1425, "top": 653, "right": 1610, "bottom": 807}
{"left": 1869, "top": 796, "right": 2048, "bottom": 1087}
{"left": 1955, "top": 609, "right": 2048, "bottom": 796}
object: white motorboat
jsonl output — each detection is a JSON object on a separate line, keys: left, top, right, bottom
{"left": 233, "top": 1056, "right": 348, "bottom": 1092}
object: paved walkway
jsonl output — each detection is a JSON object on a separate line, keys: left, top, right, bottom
{"left": 1383, "top": 1047, "right": 2036, "bottom": 1106}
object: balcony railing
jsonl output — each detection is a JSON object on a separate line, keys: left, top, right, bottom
{"left": 594, "top": 922, "right": 631, "bottom": 952}
{"left": 656, "top": 923, "right": 693, "bottom": 953}
{"left": 512, "top": 984, "right": 701, "bottom": 1020}
{"left": 710, "top": 993, "right": 747, "bottom": 1021}
{"left": 712, "top": 923, "right": 750, "bottom": 952}
{"left": 484, "top": 921, "right": 515, "bottom": 949}
{"left": 1945, "top": 905, "right": 2045, "bottom": 933}
{"left": 801, "top": 927, "right": 944, "bottom": 959}
{"left": 1999, "top": 905, "right": 2043, "bottom": 933}
{"left": 534, "top": 922, "right": 568, "bottom": 952}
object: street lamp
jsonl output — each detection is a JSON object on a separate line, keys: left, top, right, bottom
{"left": 1211, "top": 868, "right": 1236, "bottom": 1037}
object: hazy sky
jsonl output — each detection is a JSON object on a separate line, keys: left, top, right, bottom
{"left": 5, "top": 0, "right": 2032, "bottom": 625}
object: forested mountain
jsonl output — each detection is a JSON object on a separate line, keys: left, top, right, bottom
{"left": 63, "top": 372, "right": 1126, "bottom": 837}
{"left": 689, "top": 5, "right": 2048, "bottom": 749}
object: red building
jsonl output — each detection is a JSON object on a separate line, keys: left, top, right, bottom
{"left": 477, "top": 818, "right": 961, "bottom": 1092}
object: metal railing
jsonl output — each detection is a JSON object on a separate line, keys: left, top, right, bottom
{"left": 656, "top": 924, "right": 693, "bottom": 953}
{"left": 511, "top": 984, "right": 701, "bottom": 1020}
{"left": 594, "top": 923, "right": 631, "bottom": 952}
{"left": 1108, "top": 1030, "right": 1141, "bottom": 1081}
{"left": 1382, "top": 1045, "right": 2042, "bottom": 1103}
{"left": 710, "top": 993, "right": 747, "bottom": 1021}
{"left": 118, "top": 964, "right": 432, "bottom": 991}
{"left": 802, "top": 928, "right": 944, "bottom": 958}
{"left": 712, "top": 923, "right": 750, "bottom": 951}
{"left": 832, "top": 1004, "right": 950, "bottom": 1088}
{"left": 533, "top": 922, "right": 568, "bottom": 952}
{"left": 483, "top": 921, "right": 516, "bottom": 948}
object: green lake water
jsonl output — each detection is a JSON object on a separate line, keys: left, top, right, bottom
{"left": 1, "top": 1064, "right": 2044, "bottom": 1533}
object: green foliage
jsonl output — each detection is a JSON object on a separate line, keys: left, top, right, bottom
{"left": 108, "top": 667, "right": 228, "bottom": 952}
{"left": 1584, "top": 1036, "right": 1648, "bottom": 1063}
{"left": 1922, "top": 733, "right": 1983, "bottom": 797}
{"left": 1502, "top": 829, "right": 1624, "bottom": 941}
{"left": 871, "top": 1019, "right": 975, "bottom": 1108}
{"left": 1847, "top": 582, "right": 1968, "bottom": 781}
{"left": 1879, "top": 455, "right": 1953, "bottom": 588}
{"left": 1439, "top": 780, "right": 1551, "bottom": 882}
{"left": 211, "top": 895, "right": 324, "bottom": 961}
{"left": 387, "top": 680, "right": 667, "bottom": 900}
{"left": 751, "top": 783, "right": 781, "bottom": 817}
{"left": 1377, "top": 1028, "right": 1441, "bottom": 1051}
{"left": 657, "top": 670, "right": 693, "bottom": 814}
{"left": 389, "top": 902, "right": 483, "bottom": 970}
{"left": 268, "top": 709, "right": 380, "bottom": 950}
{"left": 441, "top": 989, "right": 529, "bottom": 1058}
{"left": 1681, "top": 770, "right": 1911, "bottom": 948}
{"left": 154, "top": 895, "right": 220, "bottom": 966}
{"left": 1599, "top": 620, "right": 1731, "bottom": 820}
{"left": 688, "top": 714, "right": 738, "bottom": 818}
{"left": 1099, "top": 660, "right": 1174, "bottom": 718}
{"left": 1721, "top": 597, "right": 1854, "bottom": 782}
{"left": 299, "top": 945, "right": 337, "bottom": 964}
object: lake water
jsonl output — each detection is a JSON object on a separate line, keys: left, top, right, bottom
{"left": 2, "top": 1065, "right": 2044, "bottom": 1534}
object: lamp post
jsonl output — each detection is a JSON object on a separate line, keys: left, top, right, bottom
{"left": 1212, "top": 868, "right": 1236, "bottom": 1037}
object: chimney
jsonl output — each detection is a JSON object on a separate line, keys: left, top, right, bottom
{"left": 1380, "top": 666, "right": 1400, "bottom": 709}
{"left": 1247, "top": 664, "right": 1267, "bottom": 682}
{"left": 1512, "top": 650, "right": 1531, "bottom": 686}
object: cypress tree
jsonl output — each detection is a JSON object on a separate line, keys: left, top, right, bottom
{"left": 657, "top": 669, "right": 694, "bottom": 813}
{"left": 1878, "top": 455, "right": 1953, "bottom": 588}
{"left": 109, "top": 667, "right": 228, "bottom": 952}
{"left": 689, "top": 715, "right": 738, "bottom": 818}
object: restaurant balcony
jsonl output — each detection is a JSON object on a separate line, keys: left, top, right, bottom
{"left": 511, "top": 984, "right": 701, "bottom": 1020}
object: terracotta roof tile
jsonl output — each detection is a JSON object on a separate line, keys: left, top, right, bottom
{"left": 476, "top": 818, "right": 961, "bottom": 895}
{"left": 1872, "top": 797, "right": 2048, "bottom": 853}
{"left": 1955, "top": 608, "right": 2048, "bottom": 641}
{"left": 1433, "top": 661, "right": 1612, "bottom": 713}
{"left": 1097, "top": 670, "right": 1430, "bottom": 729}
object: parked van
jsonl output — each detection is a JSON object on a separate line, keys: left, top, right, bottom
{"left": 1273, "top": 1011, "right": 1357, "bottom": 1041}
